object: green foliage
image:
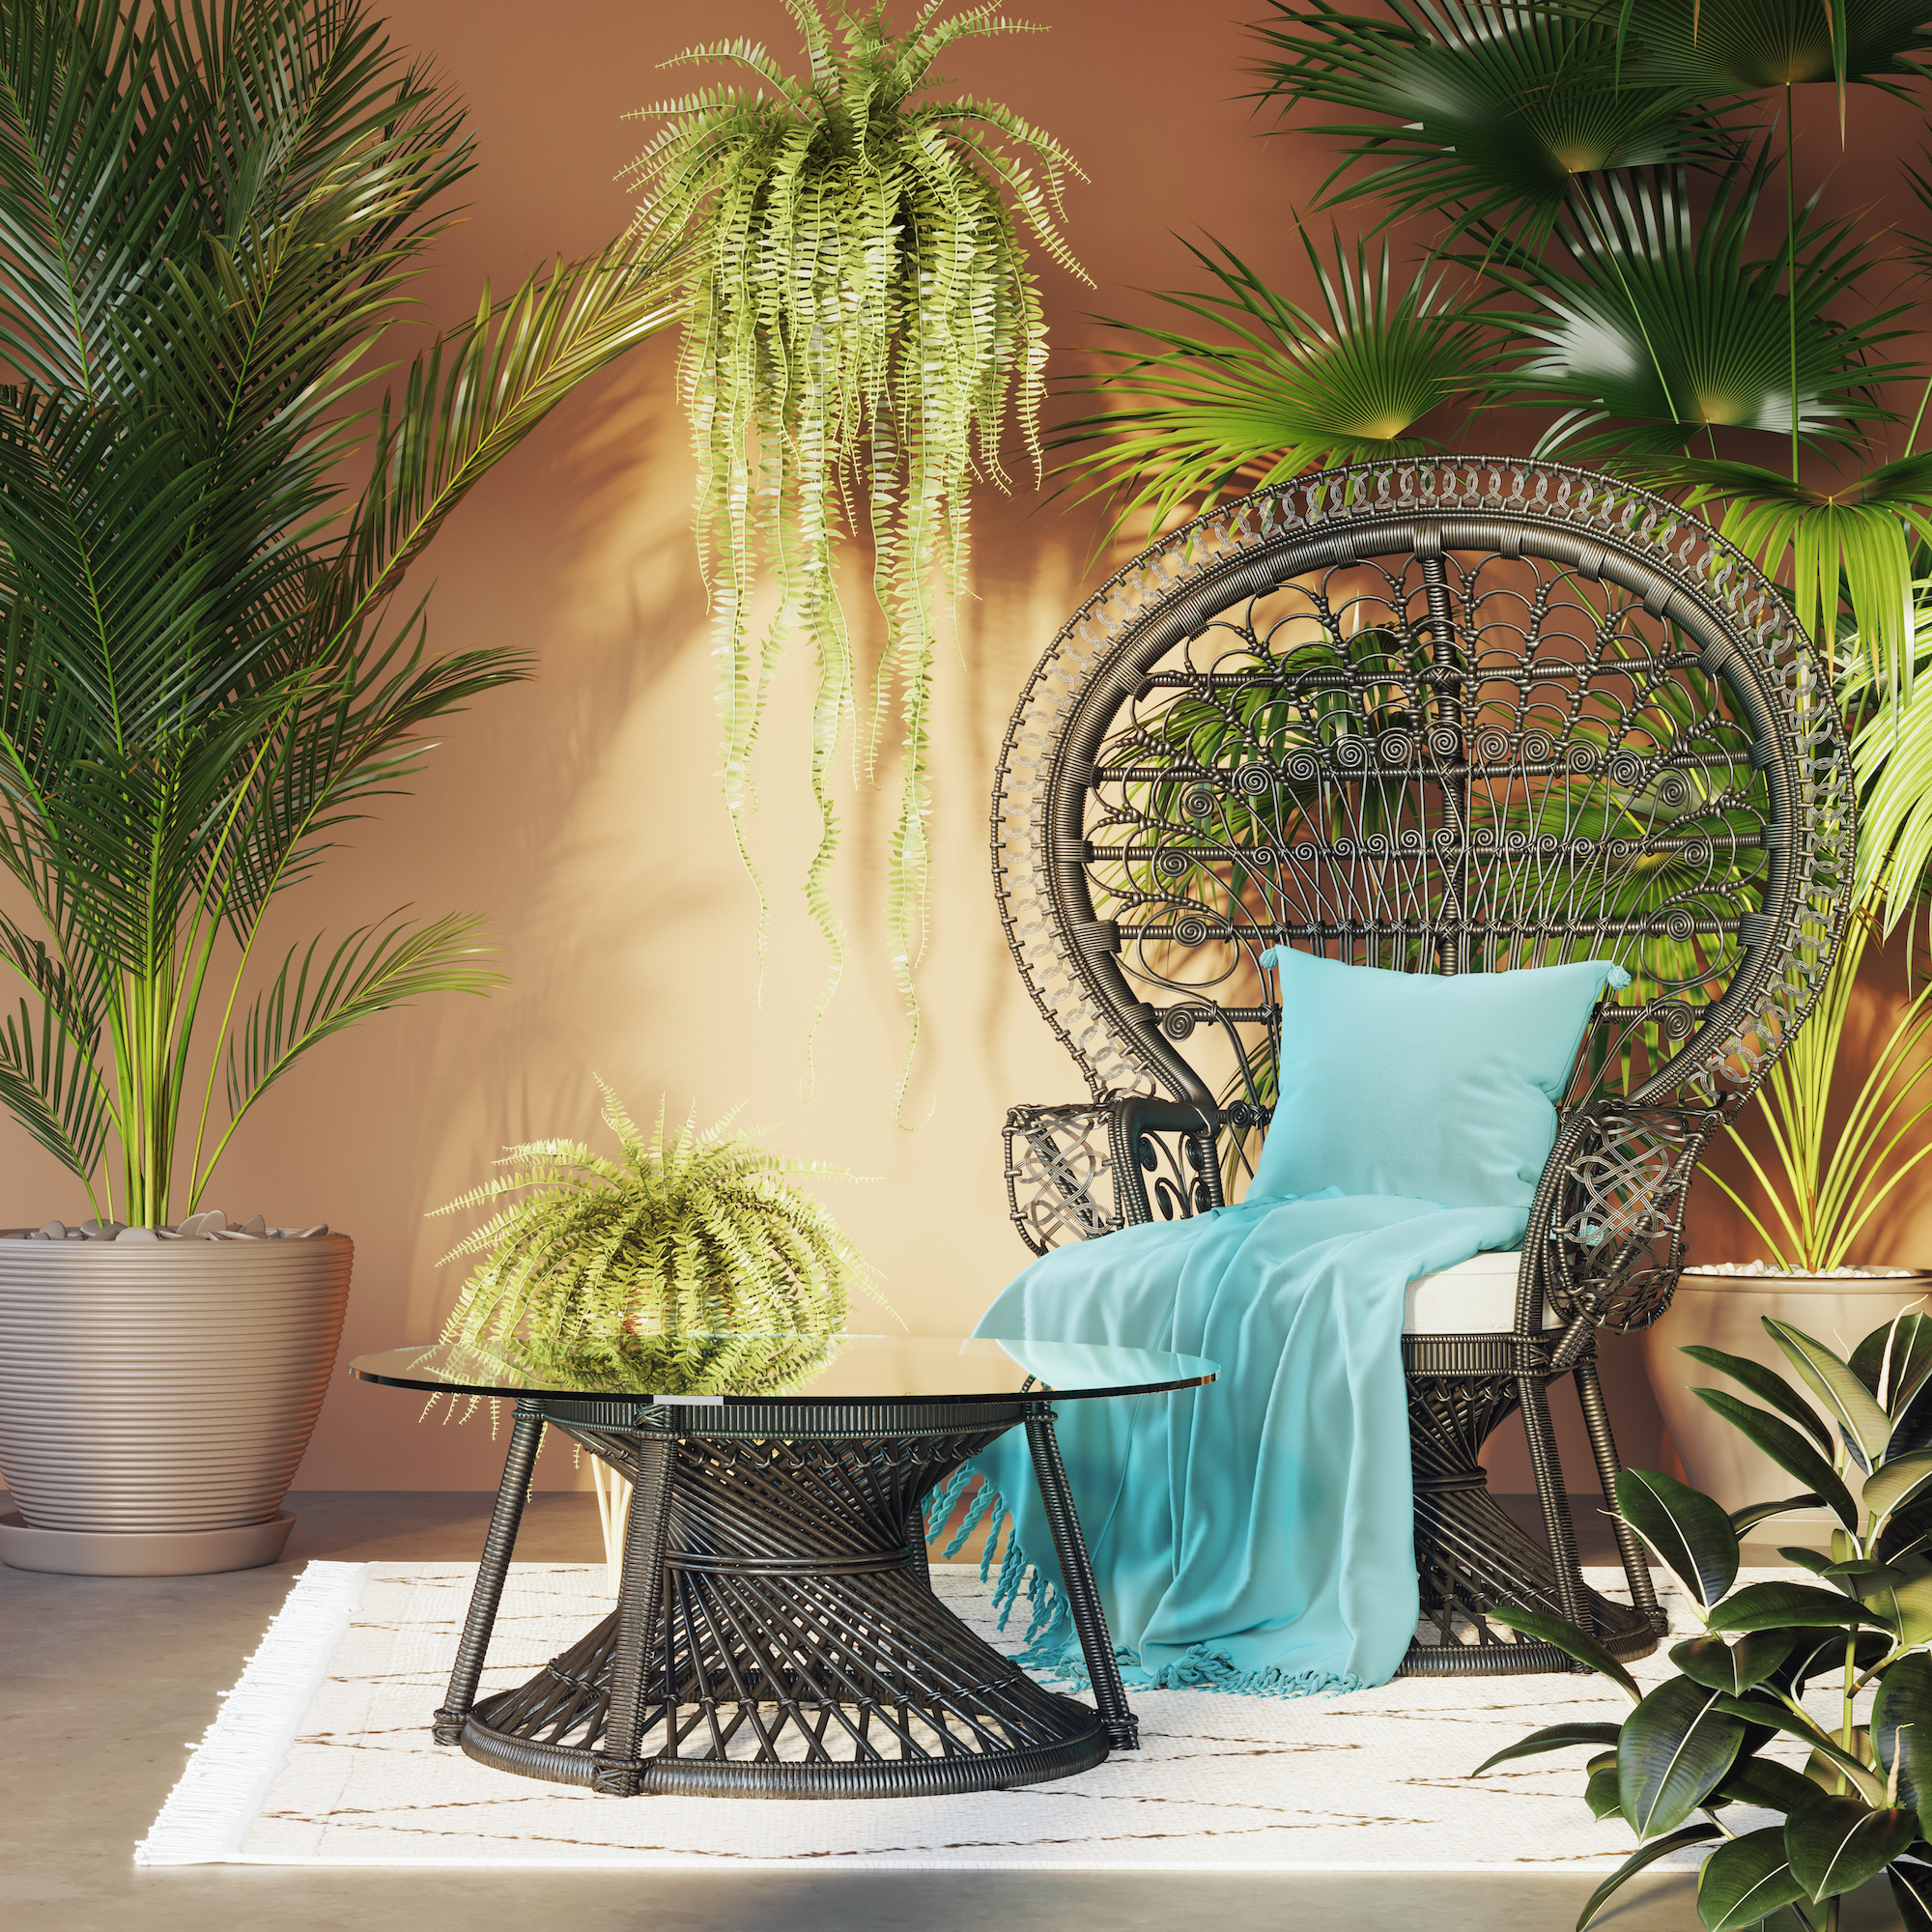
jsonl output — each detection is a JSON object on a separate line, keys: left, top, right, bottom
{"left": 1479, "top": 151, "right": 1908, "bottom": 462}
{"left": 1237, "top": 0, "right": 1932, "bottom": 724}
{"left": 434, "top": 1085, "right": 880, "bottom": 1394}
{"left": 622, "top": 2, "right": 1083, "bottom": 1105}
{"left": 1473, "top": 1309, "right": 1932, "bottom": 1929}
{"left": 1252, "top": 0, "right": 1715, "bottom": 246}
{"left": 0, "top": 0, "right": 687, "bottom": 1222}
{"left": 1048, "top": 234, "right": 1490, "bottom": 549}
{"left": 1696, "top": 899, "right": 1932, "bottom": 1272}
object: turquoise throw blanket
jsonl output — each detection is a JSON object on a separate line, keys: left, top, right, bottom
{"left": 928, "top": 1191, "right": 1528, "bottom": 1698}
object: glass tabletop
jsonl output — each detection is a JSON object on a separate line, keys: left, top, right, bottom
{"left": 349, "top": 1335, "right": 1219, "bottom": 1406}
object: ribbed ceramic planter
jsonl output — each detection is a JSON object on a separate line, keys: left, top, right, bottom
{"left": 1643, "top": 1268, "right": 1932, "bottom": 1543}
{"left": 0, "top": 1231, "right": 353, "bottom": 1575}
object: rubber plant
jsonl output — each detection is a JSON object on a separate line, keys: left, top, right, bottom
{"left": 0, "top": 0, "right": 688, "bottom": 1226}
{"left": 433, "top": 1084, "right": 880, "bottom": 1395}
{"left": 1472, "top": 1309, "right": 1932, "bottom": 1932}
{"left": 622, "top": 1, "right": 1084, "bottom": 1102}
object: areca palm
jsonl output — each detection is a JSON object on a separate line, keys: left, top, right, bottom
{"left": 0, "top": 1, "right": 688, "bottom": 1224}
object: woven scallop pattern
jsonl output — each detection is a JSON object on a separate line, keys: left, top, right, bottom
{"left": 0, "top": 1236, "right": 353, "bottom": 1532}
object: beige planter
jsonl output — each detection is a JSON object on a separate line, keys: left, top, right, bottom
{"left": 0, "top": 1231, "right": 353, "bottom": 1575}
{"left": 1642, "top": 1267, "right": 1932, "bottom": 1545}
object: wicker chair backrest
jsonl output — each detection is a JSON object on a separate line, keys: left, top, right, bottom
{"left": 991, "top": 461, "right": 1852, "bottom": 1198}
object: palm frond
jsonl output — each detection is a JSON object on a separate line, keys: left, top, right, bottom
{"left": 1643, "top": 454, "right": 1932, "bottom": 710}
{"left": 1478, "top": 153, "right": 1910, "bottom": 460}
{"left": 1250, "top": 0, "right": 1724, "bottom": 248}
{"left": 1051, "top": 232, "right": 1490, "bottom": 548}
{"left": 0, "top": 1, "right": 678, "bottom": 1220}
{"left": 1585, "top": 0, "right": 1932, "bottom": 108}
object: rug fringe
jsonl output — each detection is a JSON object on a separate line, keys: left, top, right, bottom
{"left": 135, "top": 1558, "right": 372, "bottom": 1866}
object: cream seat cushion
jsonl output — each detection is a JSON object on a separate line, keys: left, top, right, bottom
{"left": 1403, "top": 1249, "right": 1559, "bottom": 1333}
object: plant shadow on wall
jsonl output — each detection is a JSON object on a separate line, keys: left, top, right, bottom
{"left": 0, "top": 0, "right": 689, "bottom": 1228}
{"left": 623, "top": 0, "right": 1087, "bottom": 1114}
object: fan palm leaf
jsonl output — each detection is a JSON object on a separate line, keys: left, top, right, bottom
{"left": 1637, "top": 455, "right": 1932, "bottom": 714}
{"left": 1051, "top": 233, "right": 1491, "bottom": 547}
{"left": 1584, "top": 0, "right": 1932, "bottom": 104}
{"left": 1479, "top": 152, "right": 1910, "bottom": 460}
{"left": 1250, "top": 0, "right": 1719, "bottom": 247}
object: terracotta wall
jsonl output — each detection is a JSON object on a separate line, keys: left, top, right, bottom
{"left": 2, "top": 0, "right": 1928, "bottom": 1495}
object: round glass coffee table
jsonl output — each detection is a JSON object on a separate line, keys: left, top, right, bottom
{"left": 349, "top": 1335, "right": 1217, "bottom": 1799}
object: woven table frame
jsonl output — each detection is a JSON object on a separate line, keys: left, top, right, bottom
{"left": 432, "top": 1397, "right": 1137, "bottom": 1799}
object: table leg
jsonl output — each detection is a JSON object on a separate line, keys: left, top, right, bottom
{"left": 1024, "top": 1406, "right": 1138, "bottom": 1751}
{"left": 433, "top": 1398, "right": 545, "bottom": 1745}
{"left": 592, "top": 1432, "right": 676, "bottom": 1796}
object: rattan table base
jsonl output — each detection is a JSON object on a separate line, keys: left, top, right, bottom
{"left": 430, "top": 1396, "right": 1129, "bottom": 1799}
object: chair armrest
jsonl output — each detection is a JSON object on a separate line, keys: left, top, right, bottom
{"left": 1003, "top": 1095, "right": 1221, "bottom": 1256}
{"left": 1531, "top": 1100, "right": 1718, "bottom": 1361}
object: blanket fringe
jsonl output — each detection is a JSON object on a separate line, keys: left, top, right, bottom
{"left": 922, "top": 1470, "right": 1363, "bottom": 1701}
{"left": 135, "top": 1559, "right": 372, "bottom": 1865}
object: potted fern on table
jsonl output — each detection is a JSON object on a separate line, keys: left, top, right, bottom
{"left": 0, "top": 0, "right": 687, "bottom": 1577}
{"left": 433, "top": 1088, "right": 880, "bottom": 1587}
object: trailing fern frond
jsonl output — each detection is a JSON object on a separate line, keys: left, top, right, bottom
{"left": 623, "top": 2, "right": 1085, "bottom": 1113}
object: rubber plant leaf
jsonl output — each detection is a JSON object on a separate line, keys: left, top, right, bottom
{"left": 1470, "top": 1721, "right": 1623, "bottom": 1776}
{"left": 1875, "top": 1655, "right": 1932, "bottom": 1843}
{"left": 1671, "top": 1631, "right": 1801, "bottom": 1696}
{"left": 1483, "top": 1605, "right": 1641, "bottom": 1698}
{"left": 1853, "top": 1311, "right": 1932, "bottom": 1414}
{"left": 1785, "top": 1794, "right": 1919, "bottom": 1902}
{"left": 1715, "top": 1755, "right": 1833, "bottom": 1815}
{"left": 1866, "top": 1453, "right": 1932, "bottom": 1528}
{"left": 1695, "top": 1825, "right": 1810, "bottom": 1932}
{"left": 1679, "top": 1343, "right": 1836, "bottom": 1453}
{"left": 1614, "top": 1467, "right": 1739, "bottom": 1607}
{"left": 1712, "top": 1697, "right": 1888, "bottom": 1803}
{"left": 1617, "top": 1678, "right": 1747, "bottom": 1838}
{"left": 1764, "top": 1319, "right": 1896, "bottom": 1472}
{"left": 1730, "top": 1495, "right": 1829, "bottom": 1536}
{"left": 1706, "top": 1580, "right": 1896, "bottom": 1634}
{"left": 1893, "top": 1857, "right": 1932, "bottom": 1932}
{"left": 1576, "top": 1824, "right": 1724, "bottom": 1932}
{"left": 1690, "top": 1389, "right": 1860, "bottom": 1529}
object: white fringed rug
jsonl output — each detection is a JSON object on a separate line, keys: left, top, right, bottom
{"left": 136, "top": 1559, "right": 1804, "bottom": 1871}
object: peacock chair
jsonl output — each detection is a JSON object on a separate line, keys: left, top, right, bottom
{"left": 992, "top": 457, "right": 1854, "bottom": 1675}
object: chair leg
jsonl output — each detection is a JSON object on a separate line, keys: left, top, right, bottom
{"left": 1517, "top": 1372, "right": 1592, "bottom": 1656}
{"left": 1572, "top": 1349, "right": 1665, "bottom": 1635}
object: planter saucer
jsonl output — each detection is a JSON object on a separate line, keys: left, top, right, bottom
{"left": 0, "top": 1510, "right": 293, "bottom": 1576}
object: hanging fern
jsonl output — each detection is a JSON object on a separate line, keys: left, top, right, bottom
{"left": 624, "top": 2, "right": 1084, "bottom": 1110}
{"left": 433, "top": 1085, "right": 880, "bottom": 1394}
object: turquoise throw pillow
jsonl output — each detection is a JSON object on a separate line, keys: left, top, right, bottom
{"left": 1247, "top": 949, "right": 1631, "bottom": 1209}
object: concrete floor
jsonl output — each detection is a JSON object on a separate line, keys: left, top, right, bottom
{"left": 0, "top": 1491, "right": 1895, "bottom": 1932}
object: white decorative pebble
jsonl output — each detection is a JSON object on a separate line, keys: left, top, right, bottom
{"left": 241, "top": 1214, "right": 266, "bottom": 1236}
{"left": 116, "top": 1226, "right": 157, "bottom": 1242}
{"left": 37, "top": 1219, "right": 64, "bottom": 1239}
